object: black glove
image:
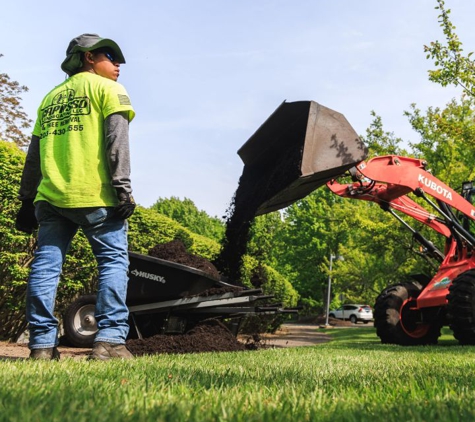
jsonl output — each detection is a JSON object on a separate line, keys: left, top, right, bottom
{"left": 15, "top": 198, "right": 38, "bottom": 234}
{"left": 114, "top": 189, "right": 136, "bottom": 219}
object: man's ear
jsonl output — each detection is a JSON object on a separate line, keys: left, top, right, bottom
{"left": 84, "top": 53, "right": 94, "bottom": 64}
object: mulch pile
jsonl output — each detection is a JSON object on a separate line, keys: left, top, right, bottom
{"left": 126, "top": 319, "right": 250, "bottom": 356}
{"left": 148, "top": 239, "right": 220, "bottom": 279}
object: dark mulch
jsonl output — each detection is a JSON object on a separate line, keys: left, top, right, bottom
{"left": 126, "top": 319, "right": 251, "bottom": 356}
{"left": 148, "top": 239, "right": 220, "bottom": 279}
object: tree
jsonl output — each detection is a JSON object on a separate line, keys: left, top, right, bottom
{"left": 410, "top": 0, "right": 475, "bottom": 186}
{"left": 364, "top": 111, "right": 408, "bottom": 157}
{"left": 274, "top": 189, "right": 337, "bottom": 303}
{"left": 247, "top": 212, "right": 286, "bottom": 269}
{"left": 424, "top": 0, "right": 475, "bottom": 96}
{"left": 150, "top": 196, "right": 225, "bottom": 242}
{"left": 405, "top": 97, "right": 475, "bottom": 186}
{"left": 0, "top": 55, "right": 32, "bottom": 147}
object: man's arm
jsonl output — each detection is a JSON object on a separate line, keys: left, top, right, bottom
{"left": 16, "top": 135, "right": 41, "bottom": 233}
{"left": 105, "top": 112, "right": 135, "bottom": 219}
{"left": 18, "top": 135, "right": 42, "bottom": 200}
{"left": 105, "top": 112, "right": 132, "bottom": 193}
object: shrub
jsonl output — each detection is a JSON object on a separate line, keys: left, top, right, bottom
{"left": 0, "top": 141, "right": 99, "bottom": 340}
{"left": 127, "top": 207, "right": 220, "bottom": 260}
{"left": 239, "top": 254, "right": 299, "bottom": 333}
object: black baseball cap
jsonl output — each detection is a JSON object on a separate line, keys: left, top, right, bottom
{"left": 61, "top": 33, "right": 126, "bottom": 76}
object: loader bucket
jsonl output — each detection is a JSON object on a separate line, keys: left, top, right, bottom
{"left": 237, "top": 100, "right": 368, "bottom": 215}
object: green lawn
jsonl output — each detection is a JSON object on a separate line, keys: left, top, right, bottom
{"left": 1, "top": 327, "right": 474, "bottom": 422}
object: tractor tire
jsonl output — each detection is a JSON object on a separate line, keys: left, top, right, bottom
{"left": 374, "top": 282, "right": 441, "bottom": 345}
{"left": 447, "top": 269, "right": 475, "bottom": 345}
{"left": 63, "top": 295, "right": 98, "bottom": 348}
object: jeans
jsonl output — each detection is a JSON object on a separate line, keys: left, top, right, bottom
{"left": 27, "top": 201, "right": 130, "bottom": 349}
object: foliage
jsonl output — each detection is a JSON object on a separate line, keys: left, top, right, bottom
{"left": 418, "top": 0, "right": 475, "bottom": 185}
{"left": 238, "top": 254, "right": 299, "bottom": 333}
{"left": 239, "top": 255, "right": 299, "bottom": 309}
{"left": 0, "top": 141, "right": 98, "bottom": 340}
{"left": 364, "top": 110, "right": 408, "bottom": 157}
{"left": 328, "top": 200, "right": 436, "bottom": 307}
{"left": 0, "top": 56, "right": 32, "bottom": 147}
{"left": 150, "top": 196, "right": 225, "bottom": 242}
{"left": 405, "top": 97, "right": 475, "bottom": 186}
{"left": 2, "top": 329, "right": 475, "bottom": 421}
{"left": 0, "top": 141, "right": 34, "bottom": 339}
{"left": 424, "top": 0, "right": 475, "bottom": 96}
{"left": 268, "top": 188, "right": 347, "bottom": 308}
{"left": 247, "top": 212, "right": 286, "bottom": 268}
{"left": 128, "top": 206, "right": 221, "bottom": 260}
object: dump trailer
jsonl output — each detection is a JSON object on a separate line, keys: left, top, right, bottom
{"left": 64, "top": 252, "right": 291, "bottom": 347}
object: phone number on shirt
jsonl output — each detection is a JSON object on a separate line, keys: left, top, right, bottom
{"left": 40, "top": 124, "right": 84, "bottom": 139}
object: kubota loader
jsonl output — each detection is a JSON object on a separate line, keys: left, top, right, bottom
{"left": 238, "top": 100, "right": 475, "bottom": 346}
{"left": 327, "top": 156, "right": 475, "bottom": 345}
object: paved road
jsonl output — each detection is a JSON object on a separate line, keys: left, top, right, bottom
{"left": 259, "top": 324, "right": 332, "bottom": 348}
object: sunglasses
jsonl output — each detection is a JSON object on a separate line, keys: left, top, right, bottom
{"left": 92, "top": 49, "right": 117, "bottom": 63}
{"left": 103, "top": 51, "right": 117, "bottom": 63}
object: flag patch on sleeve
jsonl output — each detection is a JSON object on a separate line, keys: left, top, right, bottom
{"left": 118, "top": 94, "right": 131, "bottom": 105}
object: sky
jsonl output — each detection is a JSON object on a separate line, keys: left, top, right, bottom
{"left": 2, "top": 0, "right": 475, "bottom": 218}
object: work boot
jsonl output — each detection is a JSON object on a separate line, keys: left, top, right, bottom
{"left": 88, "top": 342, "right": 134, "bottom": 361}
{"left": 29, "top": 347, "right": 60, "bottom": 360}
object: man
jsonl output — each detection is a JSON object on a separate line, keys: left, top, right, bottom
{"left": 16, "top": 33, "right": 136, "bottom": 360}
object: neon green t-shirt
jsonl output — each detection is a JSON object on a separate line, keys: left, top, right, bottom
{"left": 32, "top": 72, "right": 135, "bottom": 207}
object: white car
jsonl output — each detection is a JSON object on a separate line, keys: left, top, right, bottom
{"left": 329, "top": 304, "right": 373, "bottom": 324}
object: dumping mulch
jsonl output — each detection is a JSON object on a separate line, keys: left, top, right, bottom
{"left": 214, "top": 128, "right": 302, "bottom": 284}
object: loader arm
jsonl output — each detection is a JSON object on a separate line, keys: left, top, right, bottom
{"left": 327, "top": 179, "right": 451, "bottom": 238}
{"left": 326, "top": 155, "right": 475, "bottom": 263}
{"left": 328, "top": 155, "right": 475, "bottom": 228}
{"left": 352, "top": 155, "right": 475, "bottom": 222}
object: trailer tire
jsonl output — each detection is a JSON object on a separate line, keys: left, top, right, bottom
{"left": 63, "top": 295, "right": 98, "bottom": 348}
{"left": 447, "top": 270, "right": 475, "bottom": 345}
{"left": 374, "top": 282, "right": 441, "bottom": 346}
